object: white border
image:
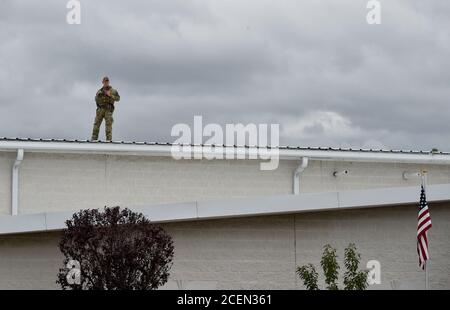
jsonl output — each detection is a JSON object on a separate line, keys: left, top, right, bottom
{"left": 1, "top": 140, "right": 450, "bottom": 164}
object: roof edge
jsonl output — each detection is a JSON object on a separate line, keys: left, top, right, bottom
{"left": 1, "top": 183, "right": 449, "bottom": 235}
{"left": 1, "top": 138, "right": 450, "bottom": 164}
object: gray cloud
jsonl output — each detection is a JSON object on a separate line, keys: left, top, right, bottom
{"left": 1, "top": 0, "right": 450, "bottom": 151}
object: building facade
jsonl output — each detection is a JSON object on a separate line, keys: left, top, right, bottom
{"left": 0, "top": 138, "right": 449, "bottom": 289}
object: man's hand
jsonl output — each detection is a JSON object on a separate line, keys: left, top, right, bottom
{"left": 105, "top": 89, "right": 111, "bottom": 97}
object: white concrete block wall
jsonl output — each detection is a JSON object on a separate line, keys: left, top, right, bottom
{"left": 0, "top": 203, "right": 448, "bottom": 289}
{"left": 0, "top": 152, "right": 14, "bottom": 215}
{"left": 165, "top": 215, "right": 296, "bottom": 290}
{"left": 16, "top": 153, "right": 294, "bottom": 214}
{"left": 300, "top": 161, "right": 450, "bottom": 193}
{"left": 19, "top": 153, "right": 108, "bottom": 215}
{"left": 0, "top": 233, "right": 61, "bottom": 289}
{"left": 0, "top": 150, "right": 449, "bottom": 215}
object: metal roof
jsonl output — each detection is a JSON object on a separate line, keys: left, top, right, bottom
{"left": 0, "top": 137, "right": 447, "bottom": 155}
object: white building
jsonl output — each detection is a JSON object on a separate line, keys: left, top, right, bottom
{"left": 0, "top": 138, "right": 449, "bottom": 289}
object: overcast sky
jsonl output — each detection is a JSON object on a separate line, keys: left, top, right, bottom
{"left": 1, "top": 0, "right": 449, "bottom": 150}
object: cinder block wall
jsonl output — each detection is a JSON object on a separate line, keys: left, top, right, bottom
{"left": 0, "top": 153, "right": 14, "bottom": 215}
{"left": 0, "top": 203, "right": 448, "bottom": 290}
{"left": 0, "top": 151, "right": 449, "bottom": 215}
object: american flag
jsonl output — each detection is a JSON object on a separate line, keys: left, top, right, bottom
{"left": 417, "top": 185, "right": 432, "bottom": 270}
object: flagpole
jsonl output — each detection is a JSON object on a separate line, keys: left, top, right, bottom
{"left": 421, "top": 170, "right": 429, "bottom": 290}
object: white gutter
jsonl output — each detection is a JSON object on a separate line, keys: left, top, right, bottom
{"left": 293, "top": 157, "right": 308, "bottom": 195}
{"left": 11, "top": 149, "right": 24, "bottom": 216}
{"left": 1, "top": 140, "right": 450, "bottom": 164}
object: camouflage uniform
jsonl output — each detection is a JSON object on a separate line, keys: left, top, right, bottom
{"left": 91, "top": 86, "right": 120, "bottom": 141}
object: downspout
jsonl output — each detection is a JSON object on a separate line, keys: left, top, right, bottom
{"left": 11, "top": 149, "right": 24, "bottom": 215}
{"left": 293, "top": 157, "right": 308, "bottom": 195}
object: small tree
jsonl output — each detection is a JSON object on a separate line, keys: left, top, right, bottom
{"left": 321, "top": 244, "right": 340, "bottom": 290}
{"left": 297, "top": 243, "right": 368, "bottom": 290}
{"left": 57, "top": 206, "right": 174, "bottom": 290}
{"left": 343, "top": 243, "right": 369, "bottom": 290}
{"left": 296, "top": 264, "right": 319, "bottom": 290}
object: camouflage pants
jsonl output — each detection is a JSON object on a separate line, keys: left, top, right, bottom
{"left": 91, "top": 108, "right": 114, "bottom": 141}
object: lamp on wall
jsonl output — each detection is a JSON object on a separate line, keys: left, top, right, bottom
{"left": 333, "top": 170, "right": 349, "bottom": 177}
{"left": 402, "top": 171, "right": 422, "bottom": 180}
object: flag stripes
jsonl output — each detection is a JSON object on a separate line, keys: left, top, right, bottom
{"left": 417, "top": 185, "right": 432, "bottom": 270}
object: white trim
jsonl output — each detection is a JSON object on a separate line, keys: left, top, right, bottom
{"left": 293, "top": 157, "right": 308, "bottom": 195}
{"left": 11, "top": 149, "right": 24, "bottom": 216}
{"left": 1, "top": 183, "right": 449, "bottom": 235}
{"left": 1, "top": 140, "right": 450, "bottom": 164}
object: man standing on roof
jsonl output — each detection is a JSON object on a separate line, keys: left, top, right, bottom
{"left": 91, "top": 76, "right": 120, "bottom": 141}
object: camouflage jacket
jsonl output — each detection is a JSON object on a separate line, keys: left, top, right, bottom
{"left": 95, "top": 86, "right": 120, "bottom": 110}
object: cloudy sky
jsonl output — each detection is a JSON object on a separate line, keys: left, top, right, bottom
{"left": 1, "top": 0, "right": 449, "bottom": 150}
